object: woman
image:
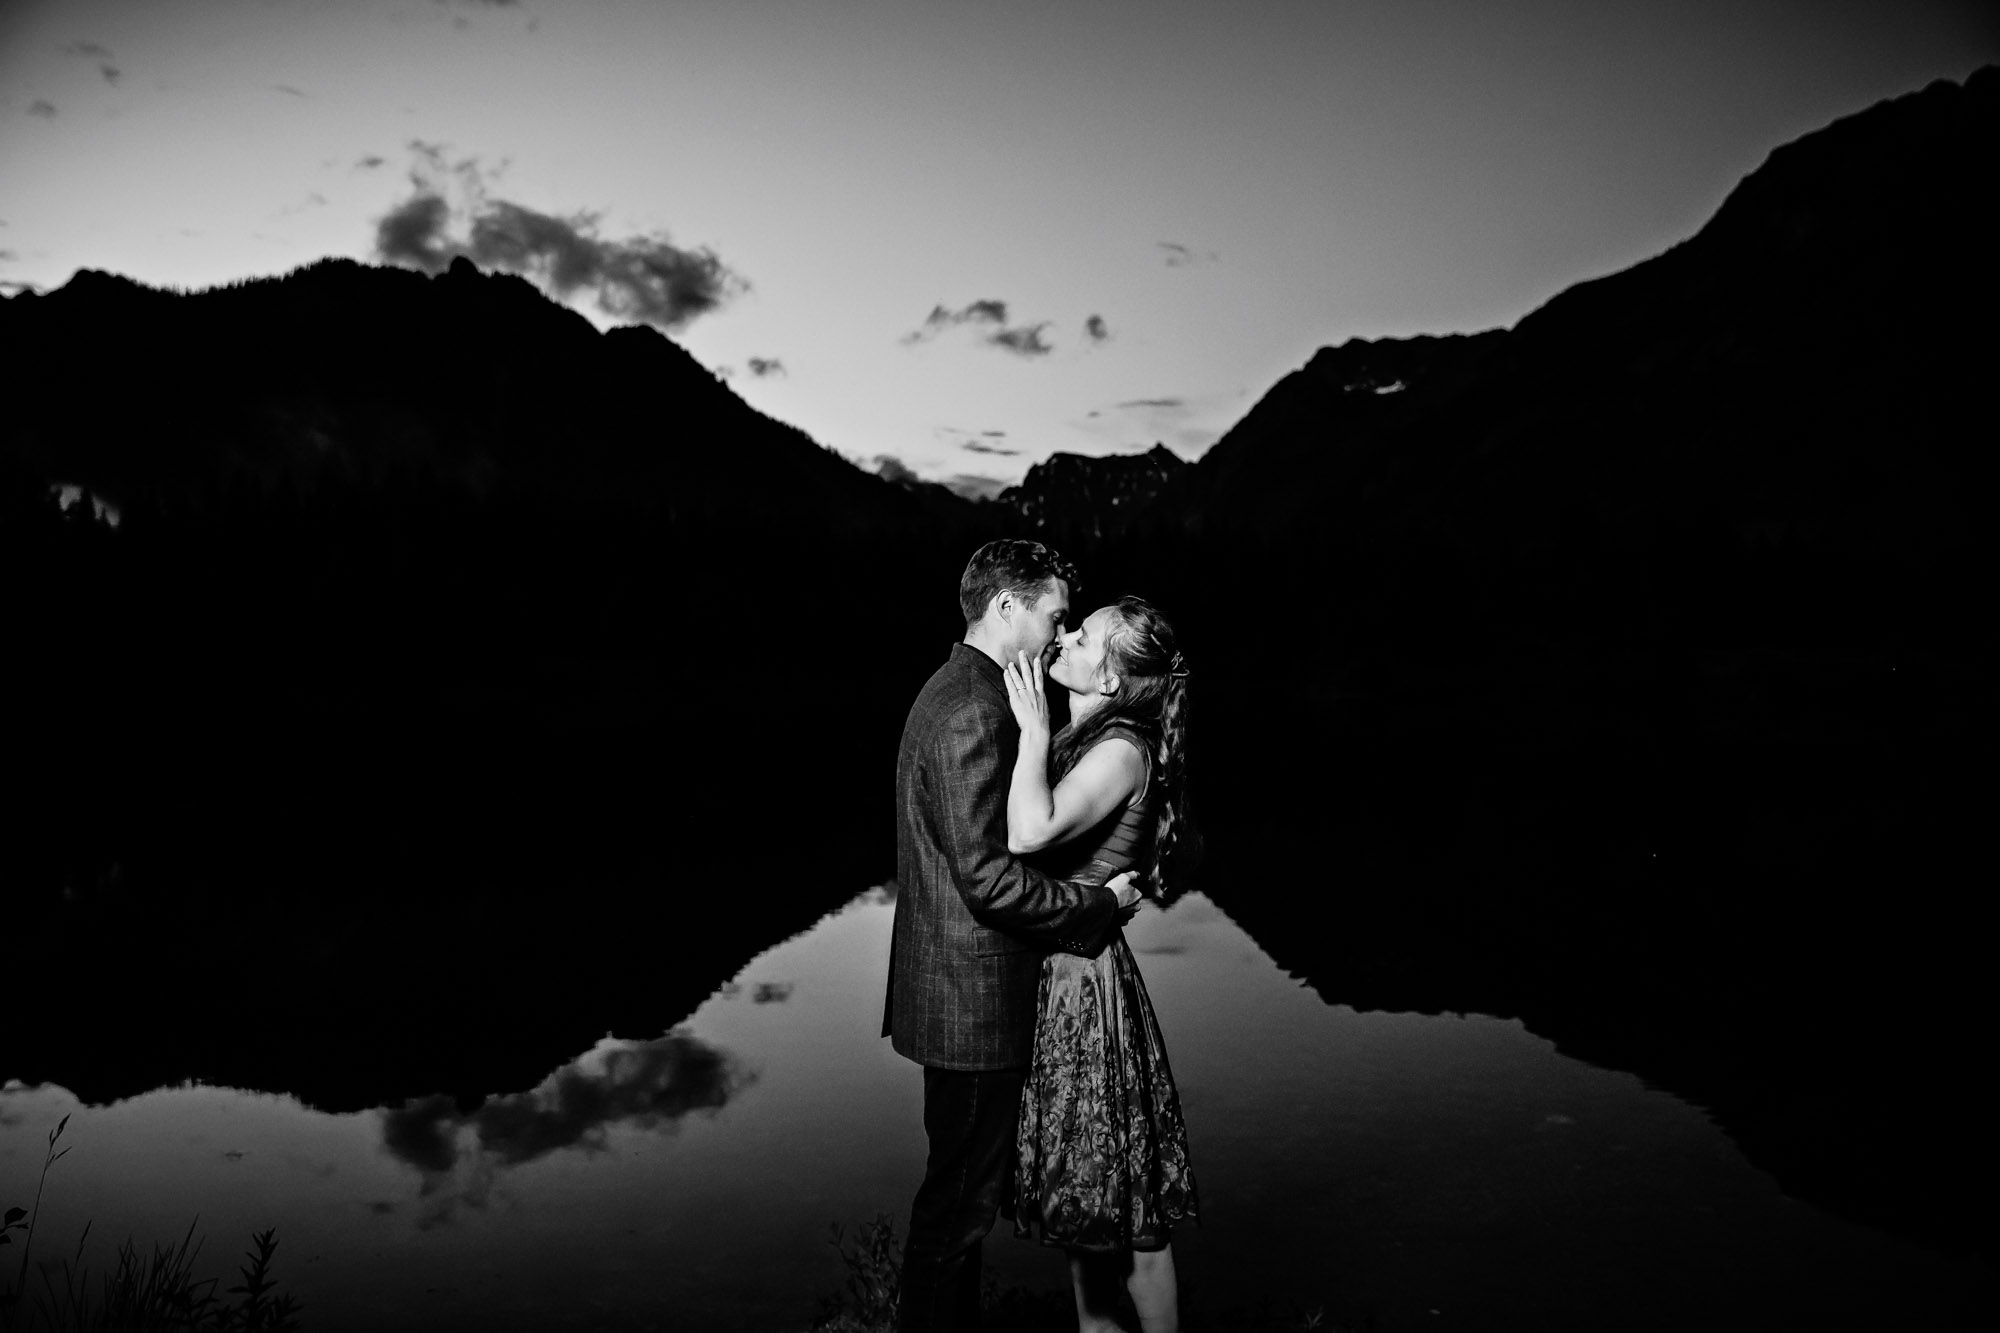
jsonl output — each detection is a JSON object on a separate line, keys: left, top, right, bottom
{"left": 999, "top": 594, "right": 1198, "bottom": 1333}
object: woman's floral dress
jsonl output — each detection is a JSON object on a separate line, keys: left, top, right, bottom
{"left": 1011, "top": 723, "right": 1198, "bottom": 1253}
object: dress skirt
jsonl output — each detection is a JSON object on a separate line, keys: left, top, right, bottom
{"left": 1010, "top": 928, "right": 1199, "bottom": 1253}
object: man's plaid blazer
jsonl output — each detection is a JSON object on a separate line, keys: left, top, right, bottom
{"left": 883, "top": 643, "right": 1120, "bottom": 1070}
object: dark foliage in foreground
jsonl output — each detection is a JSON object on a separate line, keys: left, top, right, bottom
{"left": 2, "top": 1120, "right": 298, "bottom": 1333}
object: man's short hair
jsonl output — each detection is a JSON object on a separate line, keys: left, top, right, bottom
{"left": 959, "top": 539, "right": 1078, "bottom": 625}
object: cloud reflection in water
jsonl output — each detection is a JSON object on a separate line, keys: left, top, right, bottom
{"left": 378, "top": 1030, "right": 749, "bottom": 1225}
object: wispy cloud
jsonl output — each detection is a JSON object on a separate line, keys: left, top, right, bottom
{"left": 902, "top": 298, "right": 1055, "bottom": 358}
{"left": 371, "top": 142, "right": 746, "bottom": 330}
{"left": 1083, "top": 314, "right": 1112, "bottom": 344}
{"left": 28, "top": 100, "right": 57, "bottom": 118}
{"left": 1084, "top": 392, "right": 1229, "bottom": 457}
{"left": 56, "top": 40, "right": 119, "bottom": 83}
{"left": 274, "top": 84, "right": 307, "bottom": 98}
{"left": 443, "top": 0, "right": 522, "bottom": 33}
{"left": 1156, "top": 241, "right": 1219, "bottom": 268}
{"left": 933, "top": 426, "right": 1018, "bottom": 456}
{"left": 746, "top": 356, "right": 786, "bottom": 378}
{"left": 354, "top": 154, "right": 386, "bottom": 170}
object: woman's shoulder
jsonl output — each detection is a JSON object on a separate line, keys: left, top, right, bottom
{"left": 1091, "top": 722, "right": 1152, "bottom": 758}
{"left": 1080, "top": 726, "right": 1151, "bottom": 794}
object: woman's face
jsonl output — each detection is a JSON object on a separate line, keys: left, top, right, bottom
{"left": 1048, "top": 606, "right": 1118, "bottom": 697}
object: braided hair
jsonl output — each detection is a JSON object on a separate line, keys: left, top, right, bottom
{"left": 1049, "top": 595, "right": 1199, "bottom": 902}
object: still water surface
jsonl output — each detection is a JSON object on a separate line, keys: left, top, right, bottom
{"left": 1, "top": 888, "right": 1978, "bottom": 1330}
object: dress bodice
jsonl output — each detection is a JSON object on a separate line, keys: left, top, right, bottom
{"left": 1036, "top": 723, "right": 1156, "bottom": 887}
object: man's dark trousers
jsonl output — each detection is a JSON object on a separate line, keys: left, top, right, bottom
{"left": 897, "top": 1066, "right": 1029, "bottom": 1333}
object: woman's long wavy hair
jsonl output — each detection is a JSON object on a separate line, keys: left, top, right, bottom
{"left": 1050, "top": 595, "right": 1199, "bottom": 903}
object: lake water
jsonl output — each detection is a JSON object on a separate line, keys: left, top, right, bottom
{"left": 1, "top": 885, "right": 1983, "bottom": 1331}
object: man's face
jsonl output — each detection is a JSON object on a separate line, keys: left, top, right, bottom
{"left": 1008, "top": 578, "right": 1071, "bottom": 665}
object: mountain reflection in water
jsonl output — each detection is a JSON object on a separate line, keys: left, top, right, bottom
{"left": 1, "top": 887, "right": 1984, "bottom": 1332}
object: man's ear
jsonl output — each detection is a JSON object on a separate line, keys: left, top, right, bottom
{"left": 993, "top": 590, "right": 1014, "bottom": 624}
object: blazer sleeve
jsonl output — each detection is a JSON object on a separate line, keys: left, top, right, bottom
{"left": 930, "top": 694, "right": 1120, "bottom": 947}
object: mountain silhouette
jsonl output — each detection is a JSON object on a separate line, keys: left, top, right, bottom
{"left": 1139, "top": 66, "right": 1995, "bottom": 639}
{"left": 998, "top": 442, "right": 1189, "bottom": 544}
{"left": 1, "top": 254, "right": 934, "bottom": 534}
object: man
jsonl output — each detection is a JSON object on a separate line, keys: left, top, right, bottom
{"left": 884, "top": 538, "right": 1142, "bottom": 1332}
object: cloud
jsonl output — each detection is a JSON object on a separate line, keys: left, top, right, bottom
{"left": 53, "top": 42, "right": 119, "bottom": 83}
{"left": 988, "top": 323, "right": 1052, "bottom": 357}
{"left": 1157, "top": 241, "right": 1218, "bottom": 268}
{"left": 745, "top": 356, "right": 786, "bottom": 378}
{"left": 1117, "top": 397, "right": 1185, "bottom": 409}
{"left": 961, "top": 440, "right": 1020, "bottom": 456}
{"left": 27, "top": 100, "right": 56, "bottom": 118}
{"left": 873, "top": 454, "right": 920, "bottom": 486}
{"left": 901, "top": 299, "right": 1008, "bottom": 343}
{"left": 354, "top": 154, "right": 386, "bottom": 170}
{"left": 403, "top": 139, "right": 487, "bottom": 194}
{"left": 374, "top": 192, "right": 454, "bottom": 272}
{"left": 443, "top": 0, "right": 521, "bottom": 30}
{"left": 1084, "top": 314, "right": 1111, "bottom": 344}
{"left": 371, "top": 145, "right": 745, "bottom": 330}
{"left": 902, "top": 298, "right": 1054, "bottom": 357}
{"left": 274, "top": 84, "right": 306, "bottom": 98}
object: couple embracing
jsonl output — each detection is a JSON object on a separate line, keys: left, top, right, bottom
{"left": 884, "top": 539, "right": 1199, "bottom": 1333}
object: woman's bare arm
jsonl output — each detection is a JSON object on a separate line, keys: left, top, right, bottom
{"left": 1002, "top": 652, "right": 1145, "bottom": 855}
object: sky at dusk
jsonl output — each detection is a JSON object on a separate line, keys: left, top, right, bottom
{"left": 4, "top": 0, "right": 1995, "bottom": 493}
